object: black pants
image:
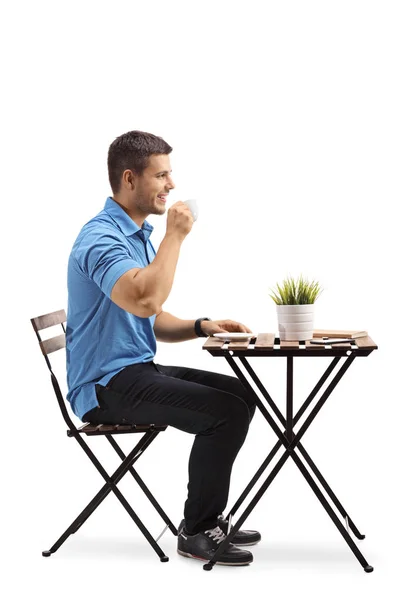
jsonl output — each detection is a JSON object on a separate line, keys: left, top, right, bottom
{"left": 83, "top": 361, "right": 256, "bottom": 535}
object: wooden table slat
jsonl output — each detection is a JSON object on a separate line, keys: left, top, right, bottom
{"left": 279, "top": 340, "right": 300, "bottom": 349}
{"left": 202, "top": 333, "right": 377, "bottom": 355}
{"left": 254, "top": 333, "right": 275, "bottom": 349}
{"left": 227, "top": 338, "right": 252, "bottom": 350}
{"left": 203, "top": 337, "right": 225, "bottom": 349}
{"left": 354, "top": 336, "right": 378, "bottom": 350}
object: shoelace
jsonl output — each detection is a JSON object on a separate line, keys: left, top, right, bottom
{"left": 204, "top": 525, "right": 227, "bottom": 544}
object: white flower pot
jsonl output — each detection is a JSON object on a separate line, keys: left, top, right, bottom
{"left": 276, "top": 304, "right": 315, "bottom": 341}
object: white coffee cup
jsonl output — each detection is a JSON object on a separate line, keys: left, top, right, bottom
{"left": 183, "top": 199, "right": 199, "bottom": 222}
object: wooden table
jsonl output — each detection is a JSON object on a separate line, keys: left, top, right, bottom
{"left": 202, "top": 333, "right": 378, "bottom": 572}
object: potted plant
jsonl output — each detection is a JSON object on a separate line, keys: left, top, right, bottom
{"left": 269, "top": 275, "right": 323, "bottom": 341}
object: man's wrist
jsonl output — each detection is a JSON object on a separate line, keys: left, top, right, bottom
{"left": 194, "top": 317, "right": 211, "bottom": 337}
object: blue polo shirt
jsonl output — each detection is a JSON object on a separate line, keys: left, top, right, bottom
{"left": 66, "top": 197, "right": 157, "bottom": 420}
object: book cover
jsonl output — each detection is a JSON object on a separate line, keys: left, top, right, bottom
{"left": 313, "top": 329, "right": 368, "bottom": 339}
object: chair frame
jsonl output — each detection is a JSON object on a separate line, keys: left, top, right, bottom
{"left": 31, "top": 309, "right": 177, "bottom": 562}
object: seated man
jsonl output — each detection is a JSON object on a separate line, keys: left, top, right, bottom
{"left": 66, "top": 130, "right": 260, "bottom": 566}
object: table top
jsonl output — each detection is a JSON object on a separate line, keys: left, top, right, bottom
{"left": 203, "top": 334, "right": 378, "bottom": 357}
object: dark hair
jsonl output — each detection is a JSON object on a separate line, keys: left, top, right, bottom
{"left": 107, "top": 130, "right": 173, "bottom": 194}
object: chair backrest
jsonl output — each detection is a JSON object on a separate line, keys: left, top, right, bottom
{"left": 31, "top": 309, "right": 76, "bottom": 431}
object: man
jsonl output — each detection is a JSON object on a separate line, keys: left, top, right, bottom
{"left": 66, "top": 130, "right": 261, "bottom": 566}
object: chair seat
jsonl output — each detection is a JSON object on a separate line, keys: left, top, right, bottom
{"left": 68, "top": 423, "right": 168, "bottom": 436}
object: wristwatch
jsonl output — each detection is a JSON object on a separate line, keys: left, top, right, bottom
{"left": 194, "top": 317, "right": 212, "bottom": 337}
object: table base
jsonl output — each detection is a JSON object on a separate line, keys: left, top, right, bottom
{"left": 204, "top": 353, "right": 374, "bottom": 573}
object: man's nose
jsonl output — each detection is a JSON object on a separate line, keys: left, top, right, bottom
{"left": 166, "top": 176, "right": 175, "bottom": 190}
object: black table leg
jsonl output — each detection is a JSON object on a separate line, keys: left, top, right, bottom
{"left": 229, "top": 355, "right": 366, "bottom": 540}
{"left": 287, "top": 357, "right": 294, "bottom": 443}
{"left": 205, "top": 352, "right": 373, "bottom": 572}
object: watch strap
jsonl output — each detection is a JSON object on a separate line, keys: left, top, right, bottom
{"left": 194, "top": 317, "right": 211, "bottom": 337}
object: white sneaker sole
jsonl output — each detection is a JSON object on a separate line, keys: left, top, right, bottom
{"left": 177, "top": 549, "right": 252, "bottom": 566}
{"left": 234, "top": 539, "right": 261, "bottom": 546}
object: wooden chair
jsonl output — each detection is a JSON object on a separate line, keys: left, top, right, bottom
{"left": 31, "top": 309, "right": 177, "bottom": 562}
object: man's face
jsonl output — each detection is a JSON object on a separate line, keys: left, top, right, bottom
{"left": 133, "top": 154, "right": 175, "bottom": 216}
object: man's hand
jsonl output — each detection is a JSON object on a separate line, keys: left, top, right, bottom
{"left": 201, "top": 319, "right": 253, "bottom": 336}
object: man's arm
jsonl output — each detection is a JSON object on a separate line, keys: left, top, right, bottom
{"left": 111, "top": 203, "right": 193, "bottom": 317}
{"left": 153, "top": 309, "right": 198, "bottom": 343}
{"left": 154, "top": 311, "right": 252, "bottom": 343}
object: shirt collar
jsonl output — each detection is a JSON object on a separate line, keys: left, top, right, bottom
{"left": 103, "top": 197, "right": 154, "bottom": 241}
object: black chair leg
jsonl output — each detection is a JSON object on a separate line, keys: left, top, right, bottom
{"left": 69, "top": 430, "right": 154, "bottom": 534}
{"left": 42, "top": 436, "right": 170, "bottom": 562}
{"left": 106, "top": 433, "right": 178, "bottom": 536}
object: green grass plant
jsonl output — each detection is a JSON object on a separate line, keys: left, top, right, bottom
{"left": 269, "top": 275, "right": 323, "bottom": 305}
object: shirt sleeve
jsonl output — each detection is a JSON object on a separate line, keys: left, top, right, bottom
{"left": 75, "top": 227, "right": 141, "bottom": 298}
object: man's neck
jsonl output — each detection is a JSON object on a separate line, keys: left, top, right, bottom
{"left": 112, "top": 195, "right": 146, "bottom": 228}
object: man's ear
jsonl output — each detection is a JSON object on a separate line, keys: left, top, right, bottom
{"left": 122, "top": 169, "right": 136, "bottom": 190}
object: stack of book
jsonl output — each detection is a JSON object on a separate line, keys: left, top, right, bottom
{"left": 312, "top": 329, "right": 368, "bottom": 339}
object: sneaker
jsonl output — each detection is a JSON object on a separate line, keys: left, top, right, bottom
{"left": 177, "top": 525, "right": 253, "bottom": 566}
{"left": 178, "top": 515, "right": 261, "bottom": 547}
{"left": 217, "top": 514, "right": 261, "bottom": 546}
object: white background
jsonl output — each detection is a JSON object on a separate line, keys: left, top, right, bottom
{"left": 1, "top": 0, "right": 399, "bottom": 598}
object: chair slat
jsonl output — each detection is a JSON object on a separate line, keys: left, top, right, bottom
{"left": 40, "top": 334, "right": 66, "bottom": 355}
{"left": 97, "top": 425, "right": 118, "bottom": 433}
{"left": 77, "top": 423, "right": 168, "bottom": 435}
{"left": 31, "top": 309, "right": 66, "bottom": 332}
